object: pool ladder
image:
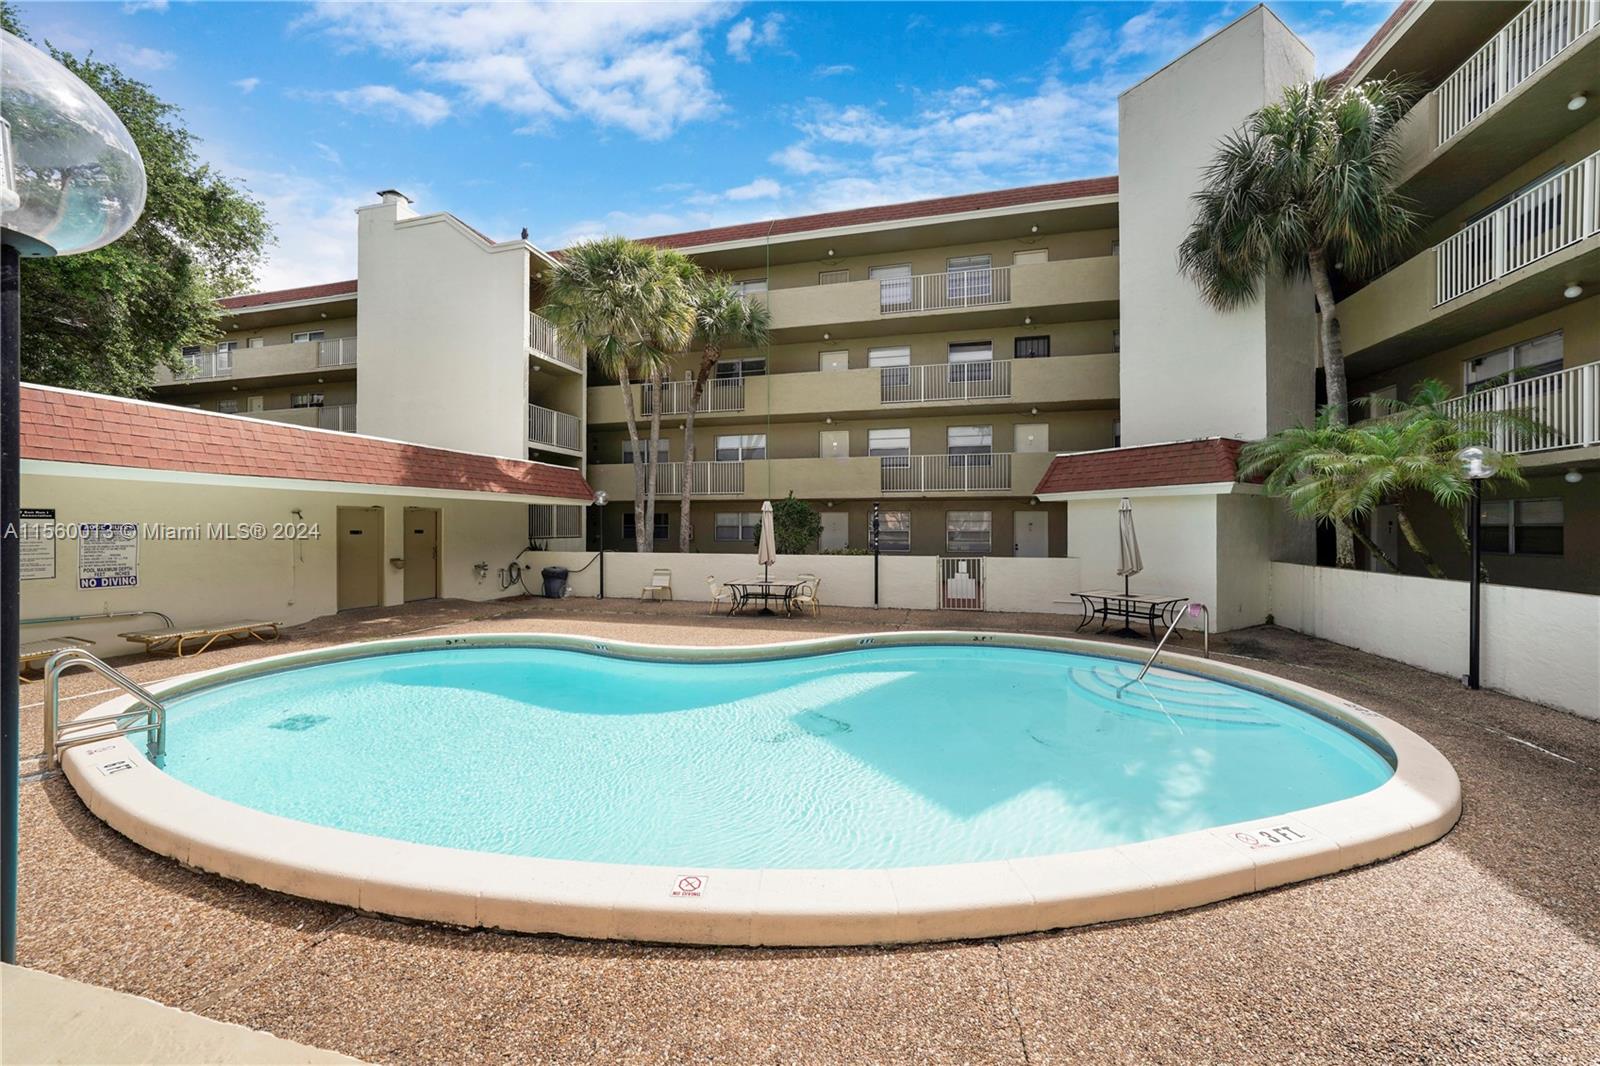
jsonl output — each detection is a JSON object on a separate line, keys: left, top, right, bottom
{"left": 1122, "top": 601, "right": 1211, "bottom": 691}
{"left": 44, "top": 647, "right": 168, "bottom": 767}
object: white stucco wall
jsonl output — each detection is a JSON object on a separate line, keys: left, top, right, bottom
{"left": 1117, "top": 7, "right": 1316, "bottom": 446}
{"left": 20, "top": 468, "right": 541, "bottom": 657}
{"left": 355, "top": 197, "right": 533, "bottom": 459}
{"left": 1269, "top": 562, "right": 1600, "bottom": 721}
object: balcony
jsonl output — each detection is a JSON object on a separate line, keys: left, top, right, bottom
{"left": 528, "top": 402, "right": 581, "bottom": 453}
{"left": 155, "top": 337, "right": 358, "bottom": 386}
{"left": 588, "top": 452, "right": 1056, "bottom": 502}
{"left": 1438, "top": 362, "right": 1600, "bottom": 455}
{"left": 640, "top": 377, "right": 746, "bottom": 417}
{"left": 254, "top": 403, "right": 357, "bottom": 433}
{"left": 587, "top": 353, "right": 1119, "bottom": 425}
{"left": 880, "top": 453, "right": 1013, "bottom": 493}
{"left": 879, "top": 267, "right": 1012, "bottom": 314}
{"left": 529, "top": 312, "right": 581, "bottom": 372}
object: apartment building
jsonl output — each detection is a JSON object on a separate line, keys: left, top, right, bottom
{"left": 142, "top": 0, "right": 1600, "bottom": 601}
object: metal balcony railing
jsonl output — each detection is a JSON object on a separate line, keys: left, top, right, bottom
{"left": 1434, "top": 0, "right": 1597, "bottom": 144}
{"left": 879, "top": 359, "right": 1012, "bottom": 404}
{"left": 528, "top": 403, "right": 581, "bottom": 451}
{"left": 641, "top": 460, "right": 746, "bottom": 497}
{"left": 1435, "top": 150, "right": 1599, "bottom": 305}
{"left": 529, "top": 312, "right": 581, "bottom": 371}
{"left": 880, "top": 452, "right": 1013, "bottom": 493}
{"left": 1438, "top": 363, "right": 1600, "bottom": 454}
{"left": 178, "top": 349, "right": 232, "bottom": 380}
{"left": 640, "top": 376, "right": 746, "bottom": 416}
{"left": 879, "top": 267, "right": 1012, "bottom": 314}
{"left": 316, "top": 403, "right": 358, "bottom": 433}
{"left": 316, "top": 337, "right": 358, "bottom": 367}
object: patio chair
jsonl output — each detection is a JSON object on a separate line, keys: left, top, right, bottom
{"left": 640, "top": 569, "right": 673, "bottom": 602}
{"left": 118, "top": 620, "right": 281, "bottom": 658}
{"left": 789, "top": 577, "right": 822, "bottom": 618}
{"left": 705, "top": 576, "right": 736, "bottom": 614}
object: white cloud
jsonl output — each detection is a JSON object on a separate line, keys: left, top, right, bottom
{"left": 312, "top": 141, "right": 343, "bottom": 168}
{"left": 322, "top": 85, "right": 452, "bottom": 126}
{"left": 117, "top": 45, "right": 175, "bottom": 71}
{"left": 726, "top": 12, "right": 783, "bottom": 61}
{"left": 769, "top": 142, "right": 836, "bottom": 175}
{"left": 813, "top": 63, "right": 854, "bottom": 78}
{"left": 723, "top": 177, "right": 781, "bottom": 201}
{"left": 122, "top": 0, "right": 168, "bottom": 12}
{"left": 233, "top": 77, "right": 261, "bottom": 94}
{"left": 305, "top": 1, "right": 731, "bottom": 140}
{"left": 217, "top": 166, "right": 370, "bottom": 290}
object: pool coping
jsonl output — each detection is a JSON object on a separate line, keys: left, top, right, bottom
{"left": 60, "top": 630, "right": 1461, "bottom": 947}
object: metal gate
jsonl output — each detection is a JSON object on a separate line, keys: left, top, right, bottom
{"left": 938, "top": 556, "right": 984, "bottom": 610}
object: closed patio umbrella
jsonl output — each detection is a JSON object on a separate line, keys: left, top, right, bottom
{"left": 1117, "top": 496, "right": 1143, "bottom": 596}
{"left": 755, "top": 500, "right": 779, "bottom": 614}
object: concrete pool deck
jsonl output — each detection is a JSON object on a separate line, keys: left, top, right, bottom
{"left": 10, "top": 597, "right": 1600, "bottom": 1063}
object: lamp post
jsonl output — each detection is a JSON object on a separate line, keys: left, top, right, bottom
{"left": 1456, "top": 445, "right": 1502, "bottom": 691}
{"left": 2, "top": 29, "right": 147, "bottom": 964}
{"left": 870, "top": 502, "right": 880, "bottom": 608}
{"left": 591, "top": 490, "right": 608, "bottom": 598}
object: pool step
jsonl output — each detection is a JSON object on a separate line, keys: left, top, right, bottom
{"left": 1073, "top": 664, "right": 1276, "bottom": 728}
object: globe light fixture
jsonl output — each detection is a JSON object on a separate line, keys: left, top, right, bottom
{"left": 1455, "top": 445, "right": 1504, "bottom": 692}
{"left": 2, "top": 28, "right": 147, "bottom": 967}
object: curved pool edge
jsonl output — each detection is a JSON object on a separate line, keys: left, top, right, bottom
{"left": 61, "top": 630, "right": 1461, "bottom": 947}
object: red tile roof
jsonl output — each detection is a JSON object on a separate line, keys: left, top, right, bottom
{"left": 21, "top": 385, "right": 594, "bottom": 501}
{"left": 1034, "top": 438, "right": 1247, "bottom": 496}
{"left": 639, "top": 176, "right": 1120, "bottom": 250}
{"left": 218, "top": 279, "right": 358, "bottom": 311}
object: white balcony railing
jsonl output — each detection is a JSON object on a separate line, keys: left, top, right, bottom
{"left": 316, "top": 337, "right": 358, "bottom": 367}
{"left": 640, "top": 376, "right": 746, "bottom": 416}
{"left": 879, "top": 267, "right": 1012, "bottom": 314}
{"left": 1434, "top": 0, "right": 1597, "bottom": 144}
{"left": 316, "top": 403, "right": 357, "bottom": 433}
{"left": 642, "top": 460, "right": 746, "bottom": 497}
{"left": 1438, "top": 363, "right": 1600, "bottom": 454}
{"left": 880, "top": 452, "right": 1013, "bottom": 493}
{"left": 528, "top": 403, "right": 581, "bottom": 452}
{"left": 529, "top": 312, "right": 581, "bottom": 371}
{"left": 1435, "top": 150, "right": 1600, "bottom": 305}
{"left": 179, "top": 349, "right": 232, "bottom": 380}
{"left": 879, "top": 359, "right": 1012, "bottom": 404}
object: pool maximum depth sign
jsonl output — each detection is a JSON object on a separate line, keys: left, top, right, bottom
{"left": 78, "top": 522, "right": 140, "bottom": 589}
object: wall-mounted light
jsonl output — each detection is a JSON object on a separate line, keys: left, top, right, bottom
{"left": 1024, "top": 316, "right": 1032, "bottom": 325}
{"left": 1568, "top": 93, "right": 1588, "bottom": 111}
{"left": 1565, "top": 469, "right": 1584, "bottom": 484}
{"left": 1029, "top": 225, "right": 1038, "bottom": 234}
{"left": 823, "top": 332, "right": 830, "bottom": 340}
{"left": 1564, "top": 283, "right": 1584, "bottom": 299}
{"left": 1029, "top": 407, "right": 1037, "bottom": 416}
{"left": 827, "top": 248, "right": 834, "bottom": 256}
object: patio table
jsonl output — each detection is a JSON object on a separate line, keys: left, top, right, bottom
{"left": 1070, "top": 590, "right": 1188, "bottom": 642}
{"left": 726, "top": 580, "right": 803, "bottom": 616}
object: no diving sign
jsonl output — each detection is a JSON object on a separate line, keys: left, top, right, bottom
{"left": 671, "top": 874, "right": 706, "bottom": 898}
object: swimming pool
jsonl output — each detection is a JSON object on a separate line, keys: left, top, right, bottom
{"left": 63, "top": 632, "right": 1460, "bottom": 945}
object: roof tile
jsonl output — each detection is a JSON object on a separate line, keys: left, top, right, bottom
{"left": 1033, "top": 439, "right": 1247, "bottom": 496}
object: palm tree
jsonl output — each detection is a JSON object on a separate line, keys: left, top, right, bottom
{"left": 1241, "top": 379, "right": 1536, "bottom": 578}
{"left": 678, "top": 276, "right": 772, "bottom": 553}
{"left": 1179, "top": 76, "right": 1420, "bottom": 566}
{"left": 540, "top": 237, "right": 694, "bottom": 552}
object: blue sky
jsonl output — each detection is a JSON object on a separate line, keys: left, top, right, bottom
{"left": 18, "top": 1, "right": 1397, "bottom": 290}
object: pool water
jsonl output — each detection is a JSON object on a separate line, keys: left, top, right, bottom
{"left": 159, "top": 644, "right": 1393, "bottom": 869}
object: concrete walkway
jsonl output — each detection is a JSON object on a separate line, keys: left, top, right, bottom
{"left": 11, "top": 597, "right": 1600, "bottom": 1064}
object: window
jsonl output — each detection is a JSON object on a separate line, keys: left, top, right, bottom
{"left": 246, "top": 337, "right": 265, "bottom": 348}
{"left": 621, "top": 438, "right": 669, "bottom": 464}
{"left": 733, "top": 278, "right": 768, "bottom": 295}
{"left": 1012, "top": 249, "right": 1048, "bottom": 267}
{"left": 291, "top": 329, "right": 326, "bottom": 344}
{"left": 1110, "top": 240, "right": 1120, "bottom": 256}
{"left": 715, "top": 357, "right": 766, "bottom": 379}
{"left": 714, "top": 512, "right": 762, "bottom": 542}
{"left": 946, "top": 425, "right": 992, "bottom": 456}
{"left": 948, "top": 340, "right": 993, "bottom": 383}
{"left": 290, "top": 392, "right": 325, "bottom": 408}
{"left": 1481, "top": 498, "right": 1563, "bottom": 556}
{"left": 714, "top": 433, "right": 766, "bottom": 461}
{"left": 1464, "top": 331, "right": 1563, "bottom": 392}
{"left": 1014, "top": 335, "right": 1050, "bottom": 359}
{"left": 215, "top": 341, "right": 236, "bottom": 372}
{"left": 946, "top": 254, "right": 992, "bottom": 300}
{"left": 870, "top": 345, "right": 912, "bottom": 395}
{"left": 1112, "top": 328, "right": 1121, "bottom": 353}
{"left": 871, "top": 264, "right": 912, "bottom": 312}
{"left": 623, "top": 512, "right": 669, "bottom": 541}
{"left": 876, "top": 510, "right": 911, "bottom": 553}
{"left": 819, "top": 268, "right": 850, "bottom": 285}
{"left": 217, "top": 399, "right": 239, "bottom": 414}
{"left": 945, "top": 511, "right": 992, "bottom": 554}
{"left": 531, "top": 505, "right": 582, "bottom": 539}
{"left": 869, "top": 428, "right": 911, "bottom": 467}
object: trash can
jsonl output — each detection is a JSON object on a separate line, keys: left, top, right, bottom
{"left": 540, "top": 566, "right": 569, "bottom": 598}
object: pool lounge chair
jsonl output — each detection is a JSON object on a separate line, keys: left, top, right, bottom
{"left": 17, "top": 636, "right": 95, "bottom": 680}
{"left": 640, "top": 569, "right": 673, "bottom": 601}
{"left": 118, "top": 620, "right": 281, "bottom": 658}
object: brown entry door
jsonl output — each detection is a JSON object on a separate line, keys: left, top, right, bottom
{"left": 404, "top": 507, "right": 439, "bottom": 602}
{"left": 337, "top": 506, "right": 383, "bottom": 610}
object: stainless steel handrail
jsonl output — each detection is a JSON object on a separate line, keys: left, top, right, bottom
{"left": 1132, "top": 601, "right": 1210, "bottom": 683}
{"left": 45, "top": 648, "right": 168, "bottom": 766}
{"left": 23, "top": 607, "right": 176, "bottom": 629}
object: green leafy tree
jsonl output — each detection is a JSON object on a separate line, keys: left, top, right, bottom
{"left": 679, "top": 275, "right": 771, "bottom": 552}
{"left": 1240, "top": 380, "right": 1535, "bottom": 578}
{"left": 539, "top": 237, "right": 694, "bottom": 551}
{"left": 1179, "top": 77, "right": 1419, "bottom": 566}
{"left": 770, "top": 493, "right": 822, "bottom": 555}
{"left": 3, "top": 5, "right": 271, "bottom": 396}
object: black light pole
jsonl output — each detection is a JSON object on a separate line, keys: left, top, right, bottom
{"left": 1457, "top": 446, "right": 1500, "bottom": 691}
{"left": 870, "top": 502, "right": 880, "bottom": 608}
{"left": 1, "top": 243, "right": 19, "bottom": 965}
{"left": 592, "top": 490, "right": 607, "bottom": 599}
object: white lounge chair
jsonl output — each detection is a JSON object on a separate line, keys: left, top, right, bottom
{"left": 640, "top": 569, "right": 673, "bottom": 601}
{"left": 119, "top": 620, "right": 281, "bottom": 658}
{"left": 705, "top": 576, "right": 735, "bottom": 614}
